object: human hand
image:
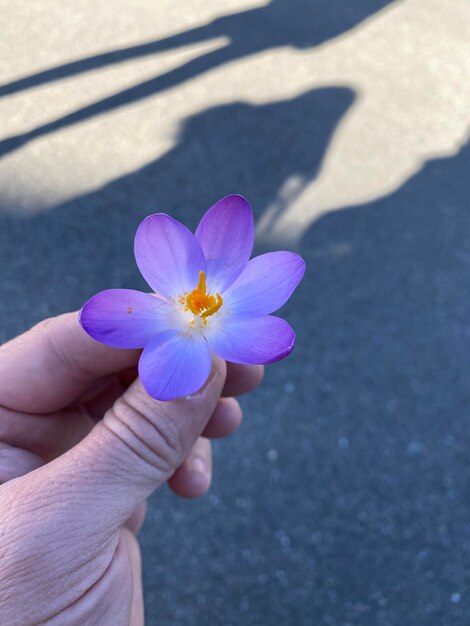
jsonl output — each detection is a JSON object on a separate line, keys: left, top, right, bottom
{"left": 0, "top": 312, "right": 263, "bottom": 625}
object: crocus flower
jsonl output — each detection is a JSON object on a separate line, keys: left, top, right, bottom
{"left": 80, "top": 195, "right": 305, "bottom": 400}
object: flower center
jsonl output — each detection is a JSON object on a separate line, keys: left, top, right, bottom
{"left": 184, "top": 271, "right": 223, "bottom": 319}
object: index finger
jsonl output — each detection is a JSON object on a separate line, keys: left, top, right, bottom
{"left": 0, "top": 313, "right": 141, "bottom": 413}
{"left": 0, "top": 313, "right": 264, "bottom": 415}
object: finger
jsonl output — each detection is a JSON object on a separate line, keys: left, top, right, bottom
{"left": 2, "top": 357, "right": 226, "bottom": 537}
{"left": 84, "top": 362, "right": 260, "bottom": 420}
{"left": 167, "top": 437, "right": 212, "bottom": 499}
{"left": 0, "top": 312, "right": 141, "bottom": 413}
{"left": 201, "top": 397, "right": 243, "bottom": 438}
{"left": 81, "top": 367, "right": 139, "bottom": 420}
{"left": 223, "top": 362, "right": 264, "bottom": 397}
{"left": 0, "top": 312, "right": 262, "bottom": 414}
{"left": 168, "top": 397, "right": 243, "bottom": 499}
{"left": 0, "top": 443, "right": 44, "bottom": 483}
{"left": 81, "top": 376, "right": 128, "bottom": 421}
{"left": 125, "top": 501, "right": 147, "bottom": 535}
{"left": 123, "top": 528, "right": 145, "bottom": 626}
{"left": 78, "top": 367, "right": 138, "bottom": 406}
{"left": 0, "top": 405, "right": 94, "bottom": 459}
{"left": 86, "top": 390, "right": 243, "bottom": 441}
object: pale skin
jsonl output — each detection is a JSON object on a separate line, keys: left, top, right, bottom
{"left": 0, "top": 313, "right": 263, "bottom": 625}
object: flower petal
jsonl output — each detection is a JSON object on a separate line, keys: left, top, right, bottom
{"left": 139, "top": 330, "right": 212, "bottom": 401}
{"left": 134, "top": 213, "right": 207, "bottom": 299}
{"left": 207, "top": 315, "right": 295, "bottom": 365}
{"left": 80, "top": 289, "right": 173, "bottom": 348}
{"left": 223, "top": 251, "right": 305, "bottom": 315}
{"left": 195, "top": 195, "right": 254, "bottom": 292}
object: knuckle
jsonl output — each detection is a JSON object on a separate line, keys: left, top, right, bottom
{"left": 40, "top": 315, "right": 94, "bottom": 382}
{"left": 107, "top": 394, "right": 185, "bottom": 475}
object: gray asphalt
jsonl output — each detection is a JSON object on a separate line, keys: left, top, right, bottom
{"left": 1, "top": 2, "right": 470, "bottom": 625}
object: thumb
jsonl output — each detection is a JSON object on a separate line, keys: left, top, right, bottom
{"left": 0, "top": 359, "right": 226, "bottom": 620}
{"left": 10, "top": 357, "right": 226, "bottom": 533}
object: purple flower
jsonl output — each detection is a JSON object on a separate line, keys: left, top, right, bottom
{"left": 80, "top": 195, "right": 305, "bottom": 400}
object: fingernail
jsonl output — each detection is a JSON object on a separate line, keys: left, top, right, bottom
{"left": 191, "top": 457, "right": 209, "bottom": 478}
{"left": 186, "top": 362, "right": 219, "bottom": 399}
{"left": 186, "top": 355, "right": 222, "bottom": 400}
{"left": 188, "top": 457, "right": 210, "bottom": 493}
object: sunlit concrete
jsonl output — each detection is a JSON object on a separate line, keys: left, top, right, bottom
{"left": 0, "top": 0, "right": 469, "bottom": 235}
{"left": 257, "top": 0, "right": 470, "bottom": 242}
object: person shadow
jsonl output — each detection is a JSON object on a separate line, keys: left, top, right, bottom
{"left": 0, "top": 84, "right": 356, "bottom": 331}
{"left": 0, "top": 0, "right": 391, "bottom": 158}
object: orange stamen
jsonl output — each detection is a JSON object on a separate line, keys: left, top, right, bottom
{"left": 201, "top": 293, "right": 223, "bottom": 317}
{"left": 185, "top": 271, "right": 223, "bottom": 318}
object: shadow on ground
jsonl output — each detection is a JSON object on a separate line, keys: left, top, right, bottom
{"left": 0, "top": 0, "right": 391, "bottom": 158}
{"left": 0, "top": 85, "right": 355, "bottom": 327}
